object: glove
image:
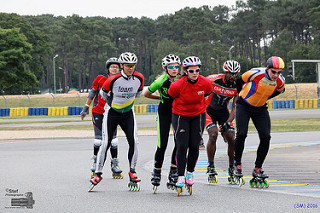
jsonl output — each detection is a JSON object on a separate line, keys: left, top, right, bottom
{"left": 80, "top": 104, "right": 89, "bottom": 120}
{"left": 100, "top": 89, "right": 110, "bottom": 101}
{"left": 220, "top": 121, "right": 231, "bottom": 133}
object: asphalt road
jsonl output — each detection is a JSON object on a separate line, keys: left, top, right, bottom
{"left": 0, "top": 132, "right": 319, "bottom": 212}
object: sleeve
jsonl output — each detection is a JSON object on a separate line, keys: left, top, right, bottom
{"left": 148, "top": 77, "right": 161, "bottom": 94}
{"left": 102, "top": 76, "right": 112, "bottom": 92}
{"left": 137, "top": 72, "right": 145, "bottom": 91}
{"left": 204, "top": 78, "right": 212, "bottom": 97}
{"left": 92, "top": 75, "right": 103, "bottom": 90}
{"left": 168, "top": 79, "right": 180, "bottom": 98}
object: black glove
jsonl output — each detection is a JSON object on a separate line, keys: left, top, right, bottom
{"left": 80, "top": 104, "right": 89, "bottom": 118}
{"left": 220, "top": 121, "right": 231, "bottom": 133}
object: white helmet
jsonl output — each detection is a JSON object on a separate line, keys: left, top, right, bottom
{"left": 223, "top": 60, "right": 241, "bottom": 73}
{"left": 161, "top": 54, "right": 181, "bottom": 68}
{"left": 119, "top": 52, "right": 138, "bottom": 64}
{"left": 182, "top": 56, "right": 202, "bottom": 67}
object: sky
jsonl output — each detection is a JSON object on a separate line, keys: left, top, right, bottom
{"left": 0, "top": 0, "right": 239, "bottom": 19}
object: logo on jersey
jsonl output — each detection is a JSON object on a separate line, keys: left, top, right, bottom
{"left": 213, "top": 85, "right": 237, "bottom": 97}
{"left": 197, "top": 91, "right": 204, "bottom": 95}
{"left": 118, "top": 86, "right": 133, "bottom": 93}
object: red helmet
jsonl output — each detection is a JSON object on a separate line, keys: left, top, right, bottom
{"left": 266, "top": 56, "right": 285, "bottom": 69}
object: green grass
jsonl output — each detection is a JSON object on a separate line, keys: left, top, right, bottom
{"left": 1, "top": 118, "right": 319, "bottom": 132}
{"left": 1, "top": 83, "right": 317, "bottom": 108}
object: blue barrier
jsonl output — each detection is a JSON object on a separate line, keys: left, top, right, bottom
{"left": 319, "top": 99, "right": 320, "bottom": 108}
{"left": 0, "top": 108, "right": 10, "bottom": 117}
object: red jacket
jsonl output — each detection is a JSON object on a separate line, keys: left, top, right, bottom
{"left": 168, "top": 75, "right": 212, "bottom": 117}
{"left": 91, "top": 74, "right": 108, "bottom": 114}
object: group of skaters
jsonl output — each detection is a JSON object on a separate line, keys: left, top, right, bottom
{"left": 81, "top": 52, "right": 286, "bottom": 193}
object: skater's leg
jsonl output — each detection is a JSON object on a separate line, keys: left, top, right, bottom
{"left": 234, "top": 103, "right": 250, "bottom": 166}
{"left": 119, "top": 110, "right": 138, "bottom": 172}
{"left": 251, "top": 107, "right": 271, "bottom": 168}
{"left": 154, "top": 108, "right": 172, "bottom": 169}
{"left": 172, "top": 114, "right": 189, "bottom": 176}
{"left": 186, "top": 115, "right": 201, "bottom": 173}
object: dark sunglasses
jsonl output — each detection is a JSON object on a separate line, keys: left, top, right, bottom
{"left": 270, "top": 69, "right": 281, "bottom": 75}
{"left": 167, "top": 65, "right": 180, "bottom": 69}
{"left": 187, "top": 68, "right": 200, "bottom": 73}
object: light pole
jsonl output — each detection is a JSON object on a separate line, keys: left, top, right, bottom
{"left": 228, "top": 45, "right": 234, "bottom": 60}
{"left": 53, "top": 54, "right": 59, "bottom": 94}
{"left": 211, "top": 57, "right": 220, "bottom": 74}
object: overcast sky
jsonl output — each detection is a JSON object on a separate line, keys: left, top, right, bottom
{"left": 1, "top": 0, "right": 239, "bottom": 19}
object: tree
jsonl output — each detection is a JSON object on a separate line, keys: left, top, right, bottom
{"left": 0, "top": 28, "right": 38, "bottom": 94}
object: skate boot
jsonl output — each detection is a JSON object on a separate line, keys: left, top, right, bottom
{"left": 207, "top": 165, "right": 218, "bottom": 183}
{"left": 128, "top": 171, "right": 141, "bottom": 191}
{"left": 151, "top": 169, "right": 161, "bottom": 193}
{"left": 88, "top": 173, "right": 103, "bottom": 192}
{"left": 90, "top": 155, "right": 97, "bottom": 178}
{"left": 175, "top": 176, "right": 185, "bottom": 196}
{"left": 249, "top": 167, "right": 269, "bottom": 188}
{"left": 185, "top": 172, "right": 193, "bottom": 195}
{"left": 166, "top": 167, "right": 178, "bottom": 190}
{"left": 227, "top": 166, "right": 235, "bottom": 184}
{"left": 111, "top": 158, "right": 123, "bottom": 179}
{"left": 233, "top": 164, "right": 245, "bottom": 187}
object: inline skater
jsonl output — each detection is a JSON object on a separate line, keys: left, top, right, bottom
{"left": 89, "top": 52, "right": 144, "bottom": 192}
{"left": 168, "top": 56, "right": 212, "bottom": 196}
{"left": 143, "top": 54, "right": 180, "bottom": 193}
{"left": 80, "top": 57, "right": 121, "bottom": 178}
{"left": 234, "top": 56, "right": 286, "bottom": 187}
{"left": 205, "top": 60, "right": 240, "bottom": 184}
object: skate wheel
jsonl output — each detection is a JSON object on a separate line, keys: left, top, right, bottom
{"left": 249, "top": 179, "right": 254, "bottom": 188}
{"left": 264, "top": 179, "right": 269, "bottom": 188}
{"left": 153, "top": 185, "right": 157, "bottom": 194}
{"left": 239, "top": 177, "right": 245, "bottom": 187}
{"left": 188, "top": 186, "right": 192, "bottom": 195}
{"left": 177, "top": 187, "right": 181, "bottom": 196}
{"left": 259, "top": 181, "right": 264, "bottom": 188}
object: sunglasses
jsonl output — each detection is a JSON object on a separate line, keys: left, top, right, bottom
{"left": 270, "top": 69, "right": 281, "bottom": 75}
{"left": 187, "top": 68, "right": 200, "bottom": 73}
{"left": 124, "top": 64, "right": 136, "bottom": 68}
{"left": 167, "top": 65, "right": 180, "bottom": 69}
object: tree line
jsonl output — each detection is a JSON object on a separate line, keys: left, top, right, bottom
{"left": 0, "top": 0, "right": 319, "bottom": 94}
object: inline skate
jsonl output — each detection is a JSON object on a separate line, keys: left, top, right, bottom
{"left": 151, "top": 169, "right": 161, "bottom": 193}
{"left": 166, "top": 167, "right": 178, "bottom": 190}
{"left": 207, "top": 165, "right": 218, "bottom": 183}
{"left": 128, "top": 171, "right": 141, "bottom": 191}
{"left": 185, "top": 172, "right": 193, "bottom": 195}
{"left": 227, "top": 166, "right": 235, "bottom": 184}
{"left": 111, "top": 158, "right": 123, "bottom": 179}
{"left": 249, "top": 167, "right": 269, "bottom": 188}
{"left": 88, "top": 173, "right": 103, "bottom": 192}
{"left": 233, "top": 164, "right": 245, "bottom": 187}
{"left": 175, "top": 176, "right": 185, "bottom": 196}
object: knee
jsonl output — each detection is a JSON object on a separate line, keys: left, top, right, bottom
{"left": 235, "top": 133, "right": 247, "bottom": 143}
{"left": 94, "top": 139, "right": 102, "bottom": 147}
{"left": 260, "top": 135, "right": 271, "bottom": 143}
{"left": 111, "top": 138, "right": 119, "bottom": 148}
{"left": 208, "top": 128, "right": 218, "bottom": 142}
